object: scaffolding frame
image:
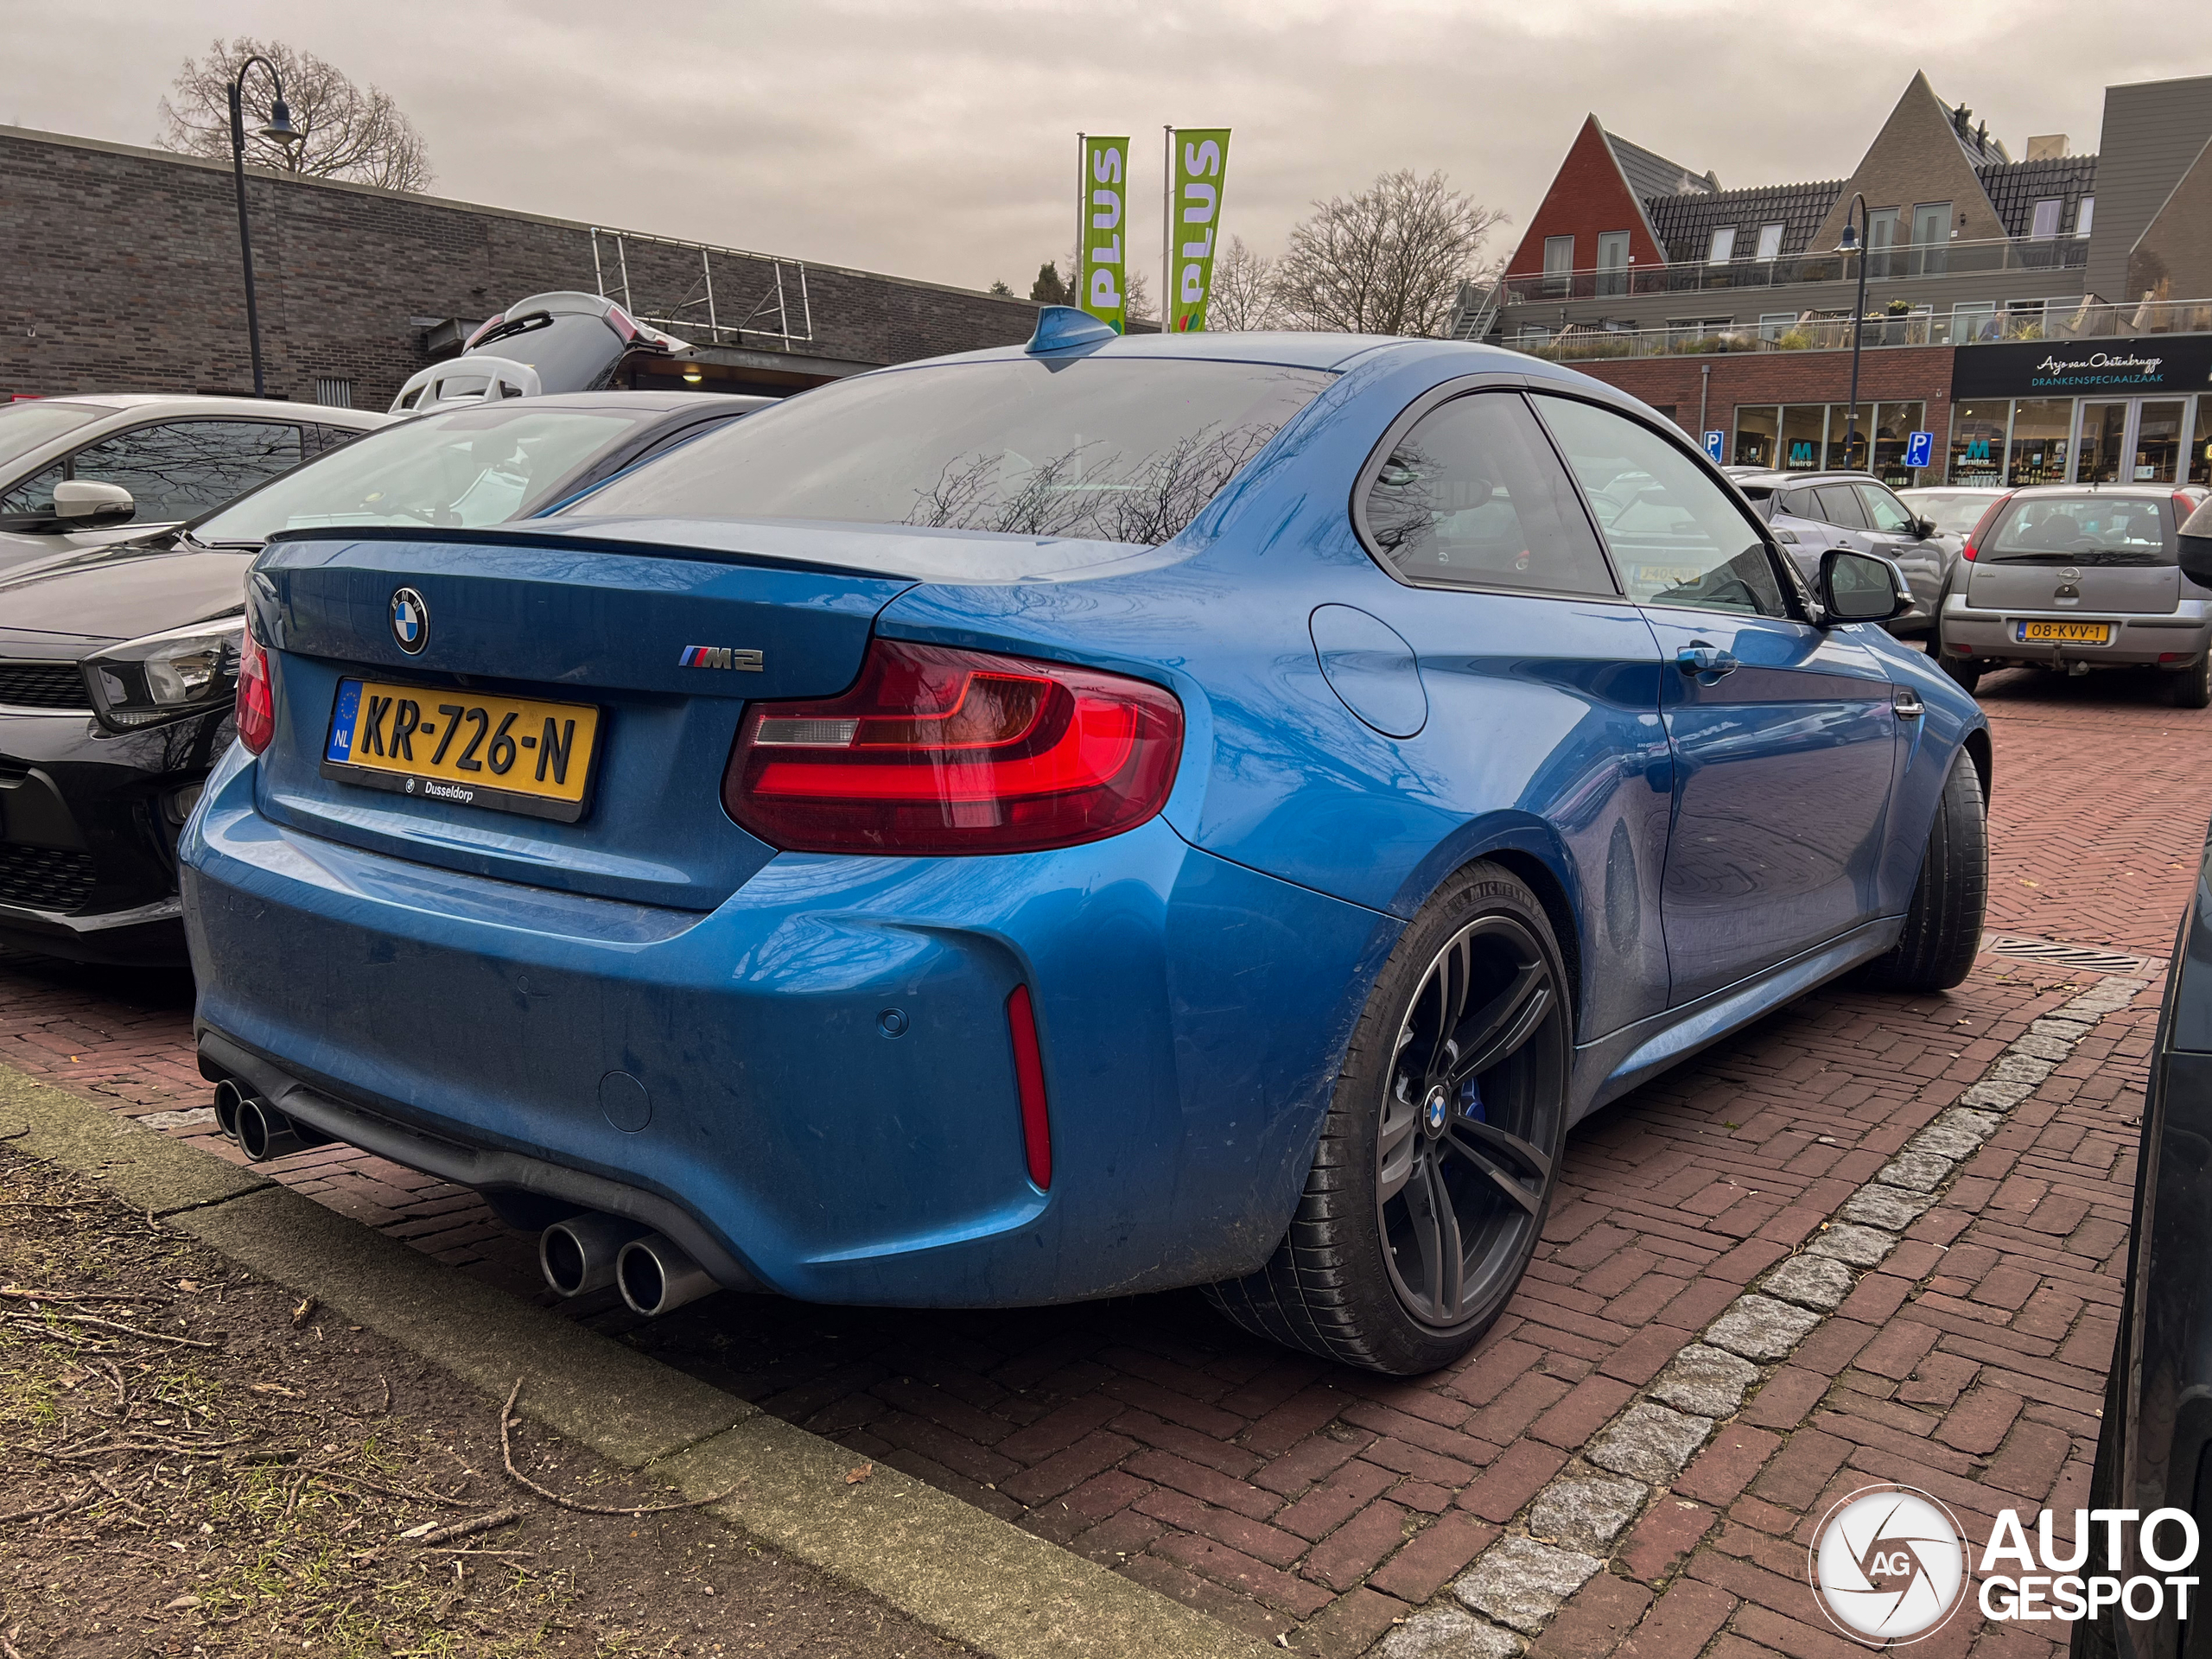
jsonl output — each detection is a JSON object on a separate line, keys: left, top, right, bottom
{"left": 588, "top": 226, "right": 816, "bottom": 348}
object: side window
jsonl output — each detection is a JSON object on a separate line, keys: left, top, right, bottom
{"left": 302, "top": 423, "right": 365, "bottom": 459}
{"left": 0, "top": 462, "right": 65, "bottom": 517}
{"left": 67, "top": 420, "right": 306, "bottom": 522}
{"left": 1360, "top": 391, "right": 1618, "bottom": 596}
{"left": 1858, "top": 484, "right": 1916, "bottom": 533}
{"left": 1777, "top": 487, "right": 1819, "bottom": 519}
{"left": 1533, "top": 394, "right": 1790, "bottom": 619}
{"left": 1814, "top": 484, "right": 1870, "bottom": 529}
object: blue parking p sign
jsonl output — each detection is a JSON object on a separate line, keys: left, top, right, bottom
{"left": 1904, "top": 430, "right": 1934, "bottom": 469}
{"left": 1704, "top": 430, "right": 1726, "bottom": 462}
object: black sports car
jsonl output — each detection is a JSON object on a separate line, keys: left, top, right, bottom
{"left": 0, "top": 390, "right": 766, "bottom": 964}
{"left": 2075, "top": 500, "right": 2212, "bottom": 1659}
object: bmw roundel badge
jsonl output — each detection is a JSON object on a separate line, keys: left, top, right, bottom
{"left": 390, "top": 587, "right": 429, "bottom": 655}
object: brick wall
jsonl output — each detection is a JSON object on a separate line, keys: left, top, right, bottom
{"left": 1559, "top": 344, "right": 1956, "bottom": 445}
{"left": 0, "top": 126, "right": 1041, "bottom": 409}
{"left": 1503, "top": 117, "right": 1666, "bottom": 281}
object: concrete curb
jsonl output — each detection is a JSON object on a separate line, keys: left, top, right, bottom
{"left": 0, "top": 1065, "right": 1271, "bottom": 1659}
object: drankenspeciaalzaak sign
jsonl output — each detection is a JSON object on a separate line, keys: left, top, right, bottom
{"left": 1950, "top": 334, "right": 2212, "bottom": 399}
{"left": 1078, "top": 135, "right": 1130, "bottom": 334}
{"left": 1168, "top": 129, "right": 1230, "bottom": 333}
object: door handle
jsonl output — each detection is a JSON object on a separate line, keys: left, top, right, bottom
{"left": 1676, "top": 644, "right": 1739, "bottom": 679}
{"left": 1893, "top": 689, "right": 1925, "bottom": 719}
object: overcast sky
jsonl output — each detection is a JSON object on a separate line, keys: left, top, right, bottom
{"left": 1, "top": 0, "right": 2197, "bottom": 298}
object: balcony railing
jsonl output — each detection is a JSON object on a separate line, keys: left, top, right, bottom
{"left": 1501, "top": 297, "right": 2212, "bottom": 365}
{"left": 1499, "top": 235, "right": 2089, "bottom": 307}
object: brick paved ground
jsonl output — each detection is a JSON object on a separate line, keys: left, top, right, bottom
{"left": 0, "top": 659, "right": 2199, "bottom": 1657}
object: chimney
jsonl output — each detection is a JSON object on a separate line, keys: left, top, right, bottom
{"left": 2025, "top": 133, "right": 2069, "bottom": 160}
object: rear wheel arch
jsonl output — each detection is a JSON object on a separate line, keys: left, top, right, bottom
{"left": 1961, "top": 726, "right": 1993, "bottom": 805}
{"left": 1479, "top": 848, "right": 1583, "bottom": 1039}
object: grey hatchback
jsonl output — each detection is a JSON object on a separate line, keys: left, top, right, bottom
{"left": 1936, "top": 484, "right": 2212, "bottom": 703}
{"left": 1730, "top": 469, "right": 1948, "bottom": 635}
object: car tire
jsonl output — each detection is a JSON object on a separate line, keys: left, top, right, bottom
{"left": 1857, "top": 752, "right": 1988, "bottom": 993}
{"left": 1205, "top": 862, "right": 1572, "bottom": 1376}
{"left": 2168, "top": 652, "right": 2212, "bottom": 709}
{"left": 1938, "top": 652, "right": 1980, "bottom": 695}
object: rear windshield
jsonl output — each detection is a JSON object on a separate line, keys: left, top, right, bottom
{"left": 465, "top": 310, "right": 627, "bottom": 395}
{"left": 1982, "top": 495, "right": 2174, "bottom": 564}
{"left": 1902, "top": 491, "right": 1999, "bottom": 533}
{"left": 0, "top": 400, "right": 104, "bottom": 468}
{"left": 192, "top": 404, "right": 658, "bottom": 544}
{"left": 563, "top": 358, "right": 1336, "bottom": 546}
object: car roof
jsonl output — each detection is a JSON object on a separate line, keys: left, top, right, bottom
{"left": 1730, "top": 470, "right": 1891, "bottom": 488}
{"left": 18, "top": 394, "right": 387, "bottom": 426}
{"left": 490, "top": 390, "right": 769, "bottom": 415}
{"left": 2003, "top": 482, "right": 2204, "bottom": 499}
{"left": 1899, "top": 484, "right": 2006, "bottom": 493}
{"left": 894, "top": 328, "right": 1509, "bottom": 375}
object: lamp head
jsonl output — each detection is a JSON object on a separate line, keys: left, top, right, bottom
{"left": 258, "top": 97, "right": 302, "bottom": 150}
{"left": 1834, "top": 224, "right": 1860, "bottom": 255}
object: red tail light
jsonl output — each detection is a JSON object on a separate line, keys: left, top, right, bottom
{"left": 234, "top": 618, "right": 274, "bottom": 755}
{"left": 724, "top": 639, "right": 1183, "bottom": 855}
{"left": 1959, "top": 491, "right": 2014, "bottom": 561}
{"left": 1007, "top": 985, "right": 1052, "bottom": 1189}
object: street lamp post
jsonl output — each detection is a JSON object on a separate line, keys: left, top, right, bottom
{"left": 1832, "top": 193, "right": 1872, "bottom": 472}
{"left": 226, "top": 56, "right": 302, "bottom": 397}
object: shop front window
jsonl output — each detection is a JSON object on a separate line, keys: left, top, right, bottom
{"left": 2192, "top": 401, "right": 2212, "bottom": 488}
{"left": 2006, "top": 399, "right": 2073, "bottom": 486}
{"left": 2136, "top": 401, "right": 2183, "bottom": 483}
{"left": 1779, "top": 404, "right": 1827, "bottom": 471}
{"left": 2079, "top": 401, "right": 2128, "bottom": 484}
{"left": 1948, "top": 401, "right": 2007, "bottom": 484}
{"left": 1733, "top": 406, "right": 1778, "bottom": 468}
{"left": 1826, "top": 410, "right": 1869, "bottom": 472}
{"left": 1872, "top": 402, "right": 1926, "bottom": 484}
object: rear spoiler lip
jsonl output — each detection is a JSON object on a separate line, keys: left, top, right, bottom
{"left": 260, "top": 520, "right": 916, "bottom": 582}
{"left": 259, "top": 518, "right": 1169, "bottom": 586}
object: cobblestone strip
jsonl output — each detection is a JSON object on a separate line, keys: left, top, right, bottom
{"left": 1376, "top": 973, "right": 2152, "bottom": 1658}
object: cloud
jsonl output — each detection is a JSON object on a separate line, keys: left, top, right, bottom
{"left": 0, "top": 0, "right": 2190, "bottom": 296}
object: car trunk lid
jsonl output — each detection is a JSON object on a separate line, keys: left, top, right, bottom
{"left": 247, "top": 529, "right": 916, "bottom": 908}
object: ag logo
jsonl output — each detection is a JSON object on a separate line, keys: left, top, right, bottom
{"left": 390, "top": 588, "right": 429, "bottom": 656}
{"left": 1808, "top": 1484, "right": 1968, "bottom": 1643}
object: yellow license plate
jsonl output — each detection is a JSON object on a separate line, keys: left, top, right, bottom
{"left": 320, "top": 678, "right": 602, "bottom": 823}
{"left": 2015, "top": 620, "right": 2112, "bottom": 645}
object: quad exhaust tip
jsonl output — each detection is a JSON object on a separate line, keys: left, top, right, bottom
{"left": 539, "top": 1212, "right": 649, "bottom": 1298}
{"left": 616, "top": 1232, "right": 718, "bottom": 1318}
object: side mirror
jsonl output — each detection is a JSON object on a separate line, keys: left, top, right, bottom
{"left": 1820, "top": 547, "right": 1910, "bottom": 624}
{"left": 2181, "top": 499, "right": 2212, "bottom": 586}
{"left": 53, "top": 480, "right": 137, "bottom": 526}
{"left": 1913, "top": 517, "right": 1936, "bottom": 539}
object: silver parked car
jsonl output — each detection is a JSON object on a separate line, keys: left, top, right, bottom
{"left": 1730, "top": 469, "right": 1948, "bottom": 635}
{"left": 0, "top": 396, "right": 389, "bottom": 574}
{"left": 1936, "top": 484, "right": 2212, "bottom": 704}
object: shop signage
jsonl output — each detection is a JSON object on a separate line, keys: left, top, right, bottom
{"left": 1078, "top": 135, "right": 1131, "bottom": 334}
{"left": 1952, "top": 334, "right": 2212, "bottom": 399}
{"left": 1167, "top": 129, "right": 1231, "bottom": 334}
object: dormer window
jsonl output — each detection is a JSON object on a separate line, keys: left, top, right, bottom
{"left": 1707, "top": 226, "right": 1737, "bottom": 264}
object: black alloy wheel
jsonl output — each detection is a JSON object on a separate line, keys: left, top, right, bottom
{"left": 1206, "top": 863, "right": 1572, "bottom": 1375}
{"left": 1376, "top": 916, "right": 1560, "bottom": 1328}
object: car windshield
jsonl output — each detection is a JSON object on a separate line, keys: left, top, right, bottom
{"left": 1982, "top": 496, "right": 2173, "bottom": 564}
{"left": 190, "top": 404, "right": 659, "bottom": 543}
{"left": 0, "top": 401, "right": 105, "bottom": 467}
{"left": 1901, "top": 491, "right": 1999, "bottom": 533}
{"left": 563, "top": 358, "right": 1336, "bottom": 546}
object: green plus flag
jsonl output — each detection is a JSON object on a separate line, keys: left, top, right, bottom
{"left": 1079, "top": 135, "right": 1130, "bottom": 333}
{"left": 1170, "top": 129, "right": 1231, "bottom": 334}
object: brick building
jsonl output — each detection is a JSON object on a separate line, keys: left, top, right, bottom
{"left": 0, "top": 125, "right": 1046, "bottom": 410}
{"left": 1459, "top": 72, "right": 2212, "bottom": 489}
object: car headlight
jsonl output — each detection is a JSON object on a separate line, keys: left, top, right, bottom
{"left": 82, "top": 618, "right": 244, "bottom": 733}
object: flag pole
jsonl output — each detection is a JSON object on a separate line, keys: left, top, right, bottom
{"left": 1162, "top": 125, "right": 1174, "bottom": 333}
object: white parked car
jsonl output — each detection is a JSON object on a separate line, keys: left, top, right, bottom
{"left": 0, "top": 396, "right": 389, "bottom": 573}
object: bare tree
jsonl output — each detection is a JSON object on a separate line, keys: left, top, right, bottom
{"left": 1272, "top": 170, "right": 1507, "bottom": 337}
{"left": 158, "top": 36, "right": 434, "bottom": 192}
{"left": 1206, "top": 236, "right": 1282, "bottom": 331}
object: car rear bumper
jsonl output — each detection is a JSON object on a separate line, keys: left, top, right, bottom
{"left": 1940, "top": 595, "right": 2211, "bottom": 667}
{"left": 179, "top": 745, "right": 1392, "bottom": 1308}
